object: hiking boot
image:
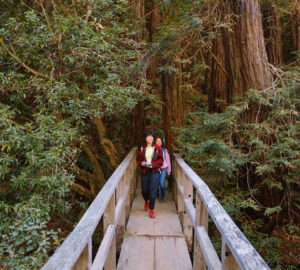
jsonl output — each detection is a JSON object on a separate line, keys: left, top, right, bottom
{"left": 144, "top": 201, "right": 149, "bottom": 211}
{"left": 149, "top": 209, "right": 155, "bottom": 218}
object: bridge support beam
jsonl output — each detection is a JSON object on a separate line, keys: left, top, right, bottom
{"left": 116, "top": 174, "right": 125, "bottom": 253}
{"left": 222, "top": 240, "right": 240, "bottom": 270}
{"left": 193, "top": 193, "right": 208, "bottom": 270}
{"left": 176, "top": 164, "right": 184, "bottom": 224}
{"left": 71, "top": 239, "right": 92, "bottom": 270}
{"left": 104, "top": 193, "right": 116, "bottom": 270}
{"left": 183, "top": 174, "right": 193, "bottom": 252}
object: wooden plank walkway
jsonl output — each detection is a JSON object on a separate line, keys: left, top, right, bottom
{"left": 117, "top": 185, "right": 192, "bottom": 270}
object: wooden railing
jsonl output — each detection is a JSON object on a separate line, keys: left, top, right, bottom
{"left": 173, "top": 153, "right": 270, "bottom": 270}
{"left": 42, "top": 147, "right": 138, "bottom": 270}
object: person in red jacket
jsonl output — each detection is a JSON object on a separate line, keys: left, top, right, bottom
{"left": 137, "top": 131, "right": 163, "bottom": 218}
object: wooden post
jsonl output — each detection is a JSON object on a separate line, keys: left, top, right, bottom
{"left": 124, "top": 167, "right": 131, "bottom": 222}
{"left": 116, "top": 174, "right": 125, "bottom": 253}
{"left": 183, "top": 174, "right": 193, "bottom": 251}
{"left": 133, "top": 159, "right": 138, "bottom": 195}
{"left": 177, "top": 165, "right": 184, "bottom": 225}
{"left": 172, "top": 161, "right": 177, "bottom": 205}
{"left": 71, "top": 239, "right": 92, "bottom": 270}
{"left": 193, "top": 192, "right": 208, "bottom": 270}
{"left": 103, "top": 193, "right": 116, "bottom": 270}
{"left": 129, "top": 161, "right": 135, "bottom": 204}
{"left": 222, "top": 239, "right": 240, "bottom": 270}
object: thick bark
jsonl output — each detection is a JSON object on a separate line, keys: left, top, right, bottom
{"left": 131, "top": 0, "right": 160, "bottom": 147}
{"left": 209, "top": 0, "right": 272, "bottom": 115}
{"left": 161, "top": 58, "right": 184, "bottom": 155}
{"left": 82, "top": 143, "right": 106, "bottom": 195}
{"left": 262, "top": 2, "right": 283, "bottom": 65}
{"left": 208, "top": 33, "right": 228, "bottom": 112}
{"left": 131, "top": 102, "right": 146, "bottom": 147}
{"left": 134, "top": 0, "right": 146, "bottom": 41}
{"left": 291, "top": 8, "right": 300, "bottom": 63}
{"left": 93, "top": 117, "right": 119, "bottom": 169}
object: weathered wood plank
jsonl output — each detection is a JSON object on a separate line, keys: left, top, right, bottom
{"left": 92, "top": 225, "right": 115, "bottom": 270}
{"left": 116, "top": 175, "right": 125, "bottom": 253}
{"left": 183, "top": 175, "right": 193, "bottom": 251}
{"left": 174, "top": 154, "right": 270, "bottom": 270}
{"left": 222, "top": 239, "right": 240, "bottom": 270}
{"left": 193, "top": 192, "right": 207, "bottom": 270}
{"left": 72, "top": 239, "right": 92, "bottom": 270}
{"left": 176, "top": 167, "right": 184, "bottom": 224}
{"left": 195, "top": 226, "right": 222, "bottom": 270}
{"left": 42, "top": 147, "right": 137, "bottom": 270}
{"left": 184, "top": 199, "right": 195, "bottom": 226}
{"left": 103, "top": 190, "right": 116, "bottom": 269}
{"left": 117, "top": 188, "right": 192, "bottom": 270}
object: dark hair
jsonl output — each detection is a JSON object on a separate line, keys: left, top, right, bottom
{"left": 156, "top": 137, "right": 165, "bottom": 148}
{"left": 145, "top": 131, "right": 155, "bottom": 146}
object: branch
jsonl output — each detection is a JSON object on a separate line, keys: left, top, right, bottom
{"left": 93, "top": 117, "right": 120, "bottom": 169}
{"left": 70, "top": 183, "right": 94, "bottom": 200}
{"left": 0, "top": 38, "right": 48, "bottom": 79}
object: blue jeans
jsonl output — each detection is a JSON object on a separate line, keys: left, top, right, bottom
{"left": 158, "top": 168, "right": 167, "bottom": 199}
{"left": 141, "top": 170, "right": 160, "bottom": 210}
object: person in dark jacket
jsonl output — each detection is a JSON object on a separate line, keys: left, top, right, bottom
{"left": 137, "top": 131, "right": 163, "bottom": 218}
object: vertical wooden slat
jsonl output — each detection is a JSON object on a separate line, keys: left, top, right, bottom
{"left": 222, "top": 239, "right": 240, "bottom": 270}
{"left": 124, "top": 167, "right": 131, "bottom": 222}
{"left": 104, "top": 193, "right": 116, "bottom": 270}
{"left": 183, "top": 174, "right": 193, "bottom": 251}
{"left": 193, "top": 192, "right": 208, "bottom": 270}
{"left": 172, "top": 160, "right": 177, "bottom": 206}
{"left": 129, "top": 161, "right": 135, "bottom": 204}
{"left": 177, "top": 166, "right": 184, "bottom": 225}
{"left": 133, "top": 159, "right": 138, "bottom": 195}
{"left": 72, "top": 238, "right": 92, "bottom": 270}
{"left": 116, "top": 174, "right": 125, "bottom": 253}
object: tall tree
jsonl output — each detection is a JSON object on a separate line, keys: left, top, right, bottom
{"left": 161, "top": 58, "right": 184, "bottom": 154}
{"left": 209, "top": 0, "right": 272, "bottom": 119}
{"left": 261, "top": 1, "right": 283, "bottom": 65}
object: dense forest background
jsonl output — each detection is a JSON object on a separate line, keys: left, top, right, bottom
{"left": 0, "top": 0, "right": 299, "bottom": 269}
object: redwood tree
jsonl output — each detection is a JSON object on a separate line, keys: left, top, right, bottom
{"left": 209, "top": 0, "right": 272, "bottom": 119}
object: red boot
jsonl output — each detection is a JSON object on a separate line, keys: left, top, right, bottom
{"left": 149, "top": 209, "right": 155, "bottom": 218}
{"left": 144, "top": 201, "right": 149, "bottom": 211}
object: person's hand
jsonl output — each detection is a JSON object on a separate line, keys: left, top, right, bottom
{"left": 149, "top": 165, "right": 152, "bottom": 168}
{"left": 141, "top": 161, "right": 146, "bottom": 166}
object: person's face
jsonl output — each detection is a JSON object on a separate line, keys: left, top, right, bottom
{"left": 156, "top": 138, "right": 162, "bottom": 146}
{"left": 146, "top": 135, "right": 154, "bottom": 144}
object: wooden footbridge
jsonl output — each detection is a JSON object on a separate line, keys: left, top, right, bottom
{"left": 42, "top": 147, "right": 270, "bottom": 270}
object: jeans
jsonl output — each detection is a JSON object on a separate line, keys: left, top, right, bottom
{"left": 141, "top": 170, "right": 160, "bottom": 210}
{"left": 158, "top": 168, "right": 167, "bottom": 199}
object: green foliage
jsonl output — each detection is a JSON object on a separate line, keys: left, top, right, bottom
{"left": 177, "top": 81, "right": 300, "bottom": 268}
{"left": 0, "top": 0, "right": 145, "bottom": 268}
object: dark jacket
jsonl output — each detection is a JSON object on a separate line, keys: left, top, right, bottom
{"left": 137, "top": 144, "right": 163, "bottom": 174}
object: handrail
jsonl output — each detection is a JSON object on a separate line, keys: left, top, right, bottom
{"left": 173, "top": 153, "right": 270, "bottom": 270}
{"left": 42, "top": 147, "right": 138, "bottom": 270}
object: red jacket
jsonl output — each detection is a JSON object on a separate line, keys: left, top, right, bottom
{"left": 137, "top": 144, "right": 163, "bottom": 174}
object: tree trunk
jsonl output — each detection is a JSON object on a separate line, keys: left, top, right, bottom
{"left": 161, "top": 58, "right": 184, "bottom": 155}
{"left": 93, "top": 117, "right": 119, "bottom": 169}
{"left": 131, "top": 102, "right": 146, "bottom": 147}
{"left": 209, "top": 0, "right": 272, "bottom": 115}
{"left": 131, "top": 0, "right": 160, "bottom": 147}
{"left": 291, "top": 8, "right": 300, "bottom": 63}
{"left": 261, "top": 2, "right": 283, "bottom": 65}
{"left": 208, "top": 33, "right": 228, "bottom": 112}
